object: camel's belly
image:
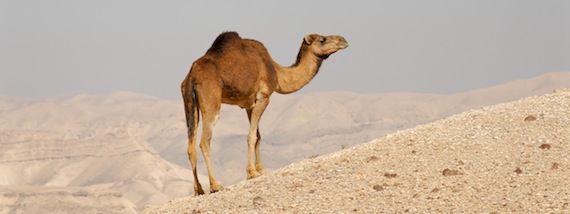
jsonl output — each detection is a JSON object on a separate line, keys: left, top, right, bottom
{"left": 222, "top": 97, "right": 255, "bottom": 109}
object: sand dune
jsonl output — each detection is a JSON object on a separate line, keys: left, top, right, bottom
{"left": 0, "top": 72, "right": 569, "bottom": 212}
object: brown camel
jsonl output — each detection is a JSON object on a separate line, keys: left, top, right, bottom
{"left": 181, "top": 31, "right": 348, "bottom": 195}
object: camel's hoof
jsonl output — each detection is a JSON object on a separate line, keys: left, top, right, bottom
{"left": 194, "top": 189, "right": 205, "bottom": 196}
{"left": 247, "top": 171, "right": 262, "bottom": 180}
{"left": 210, "top": 185, "right": 224, "bottom": 193}
{"left": 255, "top": 164, "right": 265, "bottom": 174}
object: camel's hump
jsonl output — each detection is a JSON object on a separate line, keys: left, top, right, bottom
{"left": 207, "top": 31, "right": 242, "bottom": 55}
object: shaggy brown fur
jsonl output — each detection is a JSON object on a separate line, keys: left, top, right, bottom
{"left": 181, "top": 31, "right": 348, "bottom": 195}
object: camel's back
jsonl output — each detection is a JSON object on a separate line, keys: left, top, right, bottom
{"left": 191, "top": 32, "right": 277, "bottom": 102}
{"left": 200, "top": 32, "right": 273, "bottom": 76}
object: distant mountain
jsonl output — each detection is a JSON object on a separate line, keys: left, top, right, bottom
{"left": 0, "top": 92, "right": 195, "bottom": 212}
{"left": 0, "top": 186, "right": 137, "bottom": 214}
{"left": 0, "top": 71, "right": 569, "bottom": 212}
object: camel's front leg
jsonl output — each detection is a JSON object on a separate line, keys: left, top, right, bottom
{"left": 246, "top": 94, "right": 269, "bottom": 179}
{"left": 247, "top": 112, "right": 265, "bottom": 175}
{"left": 254, "top": 129, "right": 264, "bottom": 174}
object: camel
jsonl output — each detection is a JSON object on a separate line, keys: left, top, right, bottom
{"left": 181, "top": 31, "right": 348, "bottom": 195}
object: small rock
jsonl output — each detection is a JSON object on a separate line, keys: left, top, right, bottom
{"left": 252, "top": 196, "right": 263, "bottom": 206}
{"left": 431, "top": 188, "right": 440, "bottom": 193}
{"left": 384, "top": 173, "right": 397, "bottom": 178}
{"left": 551, "top": 163, "right": 559, "bottom": 170}
{"left": 367, "top": 155, "right": 380, "bottom": 163}
{"left": 373, "top": 184, "right": 384, "bottom": 191}
{"left": 524, "top": 115, "right": 536, "bottom": 121}
{"left": 539, "top": 144, "right": 551, "bottom": 149}
{"left": 514, "top": 167, "right": 523, "bottom": 174}
{"left": 442, "top": 169, "right": 463, "bottom": 176}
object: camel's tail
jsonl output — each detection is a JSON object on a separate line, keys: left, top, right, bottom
{"left": 182, "top": 79, "right": 199, "bottom": 140}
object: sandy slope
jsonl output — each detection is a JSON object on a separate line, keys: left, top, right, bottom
{"left": 143, "top": 90, "right": 570, "bottom": 213}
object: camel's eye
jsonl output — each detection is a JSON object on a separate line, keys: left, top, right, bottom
{"left": 319, "top": 37, "right": 326, "bottom": 43}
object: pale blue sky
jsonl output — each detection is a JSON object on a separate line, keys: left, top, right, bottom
{"left": 1, "top": 1, "right": 569, "bottom": 99}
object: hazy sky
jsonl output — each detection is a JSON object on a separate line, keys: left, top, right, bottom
{"left": 1, "top": 1, "right": 569, "bottom": 99}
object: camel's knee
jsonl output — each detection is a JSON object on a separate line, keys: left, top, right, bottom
{"left": 187, "top": 147, "right": 198, "bottom": 162}
{"left": 199, "top": 142, "right": 211, "bottom": 154}
{"left": 247, "top": 134, "right": 258, "bottom": 145}
{"left": 200, "top": 128, "right": 214, "bottom": 152}
{"left": 187, "top": 151, "right": 197, "bottom": 163}
{"left": 213, "top": 113, "right": 220, "bottom": 125}
{"left": 255, "top": 140, "right": 262, "bottom": 152}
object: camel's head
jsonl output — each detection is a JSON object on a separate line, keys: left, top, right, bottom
{"left": 303, "top": 34, "right": 349, "bottom": 59}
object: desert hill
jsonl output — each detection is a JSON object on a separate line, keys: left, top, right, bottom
{"left": 0, "top": 92, "right": 195, "bottom": 211}
{"left": 0, "top": 72, "right": 569, "bottom": 212}
{"left": 0, "top": 186, "right": 136, "bottom": 214}
{"left": 143, "top": 89, "right": 570, "bottom": 213}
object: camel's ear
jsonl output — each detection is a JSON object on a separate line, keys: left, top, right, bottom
{"left": 304, "top": 34, "right": 318, "bottom": 45}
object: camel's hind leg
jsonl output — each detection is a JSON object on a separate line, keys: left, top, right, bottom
{"left": 182, "top": 80, "right": 205, "bottom": 196}
{"left": 187, "top": 107, "right": 205, "bottom": 195}
{"left": 196, "top": 87, "right": 224, "bottom": 193}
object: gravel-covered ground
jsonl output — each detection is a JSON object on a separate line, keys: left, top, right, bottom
{"left": 143, "top": 91, "right": 570, "bottom": 213}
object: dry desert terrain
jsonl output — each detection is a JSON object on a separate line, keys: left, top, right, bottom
{"left": 144, "top": 89, "right": 570, "bottom": 213}
{"left": 0, "top": 72, "right": 569, "bottom": 213}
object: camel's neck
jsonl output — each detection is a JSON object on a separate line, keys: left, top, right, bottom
{"left": 274, "top": 44, "right": 323, "bottom": 94}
